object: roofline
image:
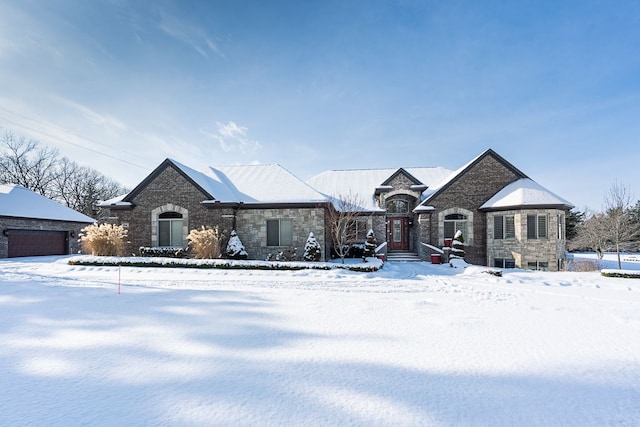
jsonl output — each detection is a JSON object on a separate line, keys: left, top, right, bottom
{"left": 479, "top": 203, "right": 575, "bottom": 212}
{"left": 0, "top": 214, "right": 95, "bottom": 223}
{"left": 203, "top": 201, "right": 329, "bottom": 209}
{"left": 381, "top": 167, "right": 425, "bottom": 186}
{"left": 123, "top": 159, "right": 214, "bottom": 202}
{"left": 419, "top": 149, "right": 529, "bottom": 206}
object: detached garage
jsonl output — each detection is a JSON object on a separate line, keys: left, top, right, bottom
{"left": 0, "top": 184, "right": 95, "bottom": 258}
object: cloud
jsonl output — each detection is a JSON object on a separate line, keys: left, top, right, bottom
{"left": 158, "top": 11, "right": 224, "bottom": 59}
{"left": 200, "top": 121, "right": 262, "bottom": 153}
{"left": 55, "top": 97, "right": 127, "bottom": 133}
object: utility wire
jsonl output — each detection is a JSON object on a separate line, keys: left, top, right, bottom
{"left": 0, "top": 107, "right": 152, "bottom": 171}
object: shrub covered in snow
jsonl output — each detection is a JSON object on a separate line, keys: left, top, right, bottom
{"left": 303, "top": 232, "right": 322, "bottom": 261}
{"left": 267, "top": 247, "right": 298, "bottom": 262}
{"left": 187, "top": 226, "right": 224, "bottom": 259}
{"left": 79, "top": 223, "right": 128, "bottom": 256}
{"left": 450, "top": 230, "right": 465, "bottom": 260}
{"left": 363, "top": 229, "right": 377, "bottom": 259}
{"left": 225, "top": 230, "right": 248, "bottom": 260}
{"left": 139, "top": 247, "right": 186, "bottom": 258}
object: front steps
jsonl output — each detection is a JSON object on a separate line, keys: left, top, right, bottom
{"left": 385, "top": 251, "right": 422, "bottom": 262}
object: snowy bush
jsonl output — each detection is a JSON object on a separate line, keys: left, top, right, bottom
{"left": 303, "top": 232, "right": 322, "bottom": 261}
{"left": 139, "top": 247, "right": 186, "bottom": 258}
{"left": 267, "top": 247, "right": 298, "bottom": 262}
{"left": 450, "top": 230, "right": 465, "bottom": 260}
{"left": 225, "top": 230, "right": 248, "bottom": 259}
{"left": 79, "top": 223, "right": 128, "bottom": 256}
{"left": 187, "top": 226, "right": 224, "bottom": 259}
{"left": 363, "top": 229, "right": 377, "bottom": 259}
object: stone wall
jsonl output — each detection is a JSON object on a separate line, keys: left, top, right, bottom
{"left": 486, "top": 209, "right": 567, "bottom": 271}
{"left": 237, "top": 207, "right": 326, "bottom": 261}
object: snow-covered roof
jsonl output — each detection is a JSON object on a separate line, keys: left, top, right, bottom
{"left": 170, "top": 160, "right": 326, "bottom": 204}
{"left": 480, "top": 178, "right": 574, "bottom": 210}
{"left": 306, "top": 167, "right": 453, "bottom": 211}
{"left": 214, "top": 164, "right": 327, "bottom": 203}
{"left": 0, "top": 184, "right": 95, "bottom": 223}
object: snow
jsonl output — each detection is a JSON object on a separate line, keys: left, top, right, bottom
{"left": 1, "top": 253, "right": 639, "bottom": 426}
{"left": 480, "top": 178, "right": 574, "bottom": 210}
{"left": 0, "top": 184, "right": 96, "bottom": 223}
{"left": 307, "top": 167, "right": 453, "bottom": 211}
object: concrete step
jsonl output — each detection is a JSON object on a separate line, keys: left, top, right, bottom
{"left": 385, "top": 252, "right": 422, "bottom": 262}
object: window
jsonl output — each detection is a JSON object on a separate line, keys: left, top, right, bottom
{"left": 349, "top": 218, "right": 370, "bottom": 242}
{"left": 158, "top": 211, "right": 183, "bottom": 247}
{"left": 494, "top": 215, "right": 515, "bottom": 240}
{"left": 493, "top": 258, "right": 516, "bottom": 268}
{"left": 527, "top": 214, "right": 548, "bottom": 239}
{"left": 267, "top": 219, "right": 293, "bottom": 246}
{"left": 528, "top": 261, "right": 549, "bottom": 271}
{"left": 444, "top": 214, "right": 467, "bottom": 239}
{"left": 386, "top": 199, "right": 409, "bottom": 213}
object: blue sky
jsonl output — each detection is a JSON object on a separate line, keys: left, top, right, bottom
{"left": 1, "top": 0, "right": 639, "bottom": 211}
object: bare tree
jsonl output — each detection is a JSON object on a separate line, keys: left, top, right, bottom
{"left": 327, "top": 193, "right": 368, "bottom": 264}
{"left": 0, "top": 132, "right": 59, "bottom": 198}
{"left": 1, "top": 131, "right": 128, "bottom": 217}
{"left": 570, "top": 211, "right": 610, "bottom": 258}
{"left": 603, "top": 181, "right": 640, "bottom": 268}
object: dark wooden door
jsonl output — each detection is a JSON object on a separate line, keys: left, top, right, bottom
{"left": 388, "top": 218, "right": 409, "bottom": 251}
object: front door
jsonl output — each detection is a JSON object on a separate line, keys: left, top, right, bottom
{"left": 388, "top": 218, "right": 409, "bottom": 251}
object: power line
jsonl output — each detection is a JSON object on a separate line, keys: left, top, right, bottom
{"left": 0, "top": 107, "right": 152, "bottom": 171}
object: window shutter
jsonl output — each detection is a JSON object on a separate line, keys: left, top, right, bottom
{"left": 538, "top": 215, "right": 548, "bottom": 238}
{"left": 505, "top": 216, "right": 515, "bottom": 239}
{"left": 527, "top": 215, "right": 537, "bottom": 239}
{"left": 494, "top": 216, "right": 504, "bottom": 240}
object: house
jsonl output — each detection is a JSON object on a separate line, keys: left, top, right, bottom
{"left": 99, "top": 149, "right": 574, "bottom": 271}
{"left": 99, "top": 158, "right": 329, "bottom": 261}
{"left": 0, "top": 184, "right": 95, "bottom": 258}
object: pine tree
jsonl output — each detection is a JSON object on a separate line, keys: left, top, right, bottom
{"left": 303, "top": 232, "right": 322, "bottom": 261}
{"left": 450, "top": 230, "right": 465, "bottom": 260}
{"left": 363, "top": 229, "right": 377, "bottom": 259}
{"left": 225, "top": 230, "right": 248, "bottom": 259}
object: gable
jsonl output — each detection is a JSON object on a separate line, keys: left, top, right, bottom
{"left": 123, "top": 159, "right": 216, "bottom": 203}
{"left": 418, "top": 149, "right": 528, "bottom": 209}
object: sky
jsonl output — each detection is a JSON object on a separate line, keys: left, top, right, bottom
{"left": 1, "top": 0, "right": 639, "bottom": 212}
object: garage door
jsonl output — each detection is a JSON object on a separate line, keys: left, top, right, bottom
{"left": 7, "top": 230, "right": 67, "bottom": 258}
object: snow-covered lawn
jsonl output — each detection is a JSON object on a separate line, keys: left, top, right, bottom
{"left": 0, "top": 254, "right": 639, "bottom": 426}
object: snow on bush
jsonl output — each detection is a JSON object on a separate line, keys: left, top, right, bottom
{"left": 363, "top": 229, "right": 377, "bottom": 259}
{"left": 450, "top": 230, "right": 465, "bottom": 260}
{"left": 187, "top": 226, "right": 224, "bottom": 259}
{"left": 225, "top": 230, "right": 248, "bottom": 260}
{"left": 79, "top": 223, "right": 128, "bottom": 256}
{"left": 303, "top": 232, "right": 321, "bottom": 261}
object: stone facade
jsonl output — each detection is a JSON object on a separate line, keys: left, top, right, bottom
{"left": 236, "top": 207, "right": 327, "bottom": 261}
{"left": 0, "top": 217, "right": 88, "bottom": 258}
{"left": 421, "top": 154, "right": 524, "bottom": 265}
{"left": 486, "top": 209, "right": 567, "bottom": 271}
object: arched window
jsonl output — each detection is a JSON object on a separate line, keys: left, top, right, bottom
{"left": 158, "top": 211, "right": 183, "bottom": 247}
{"left": 386, "top": 199, "right": 409, "bottom": 214}
{"left": 444, "top": 213, "right": 467, "bottom": 239}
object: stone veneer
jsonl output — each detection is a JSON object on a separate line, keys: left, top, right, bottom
{"left": 486, "top": 209, "right": 567, "bottom": 271}
{"left": 236, "top": 207, "right": 327, "bottom": 261}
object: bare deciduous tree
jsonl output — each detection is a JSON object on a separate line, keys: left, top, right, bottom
{"left": 0, "top": 131, "right": 128, "bottom": 218}
{"left": 327, "top": 193, "right": 367, "bottom": 264}
{"left": 604, "top": 181, "right": 640, "bottom": 268}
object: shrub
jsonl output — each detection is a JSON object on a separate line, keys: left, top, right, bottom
{"left": 303, "top": 232, "right": 322, "bottom": 261}
{"left": 567, "top": 259, "right": 601, "bottom": 272}
{"left": 450, "top": 230, "right": 465, "bottom": 260}
{"left": 267, "top": 247, "right": 298, "bottom": 261}
{"left": 187, "top": 226, "right": 224, "bottom": 259}
{"left": 363, "top": 229, "right": 377, "bottom": 259}
{"left": 79, "top": 223, "right": 128, "bottom": 256}
{"left": 225, "top": 230, "right": 248, "bottom": 259}
{"left": 139, "top": 247, "right": 186, "bottom": 258}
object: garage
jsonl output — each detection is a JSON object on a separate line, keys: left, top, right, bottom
{"left": 1, "top": 184, "right": 95, "bottom": 258}
{"left": 7, "top": 229, "right": 68, "bottom": 258}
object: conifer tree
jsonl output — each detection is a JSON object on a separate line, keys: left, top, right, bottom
{"left": 303, "top": 232, "right": 322, "bottom": 261}
{"left": 225, "top": 230, "right": 248, "bottom": 259}
{"left": 450, "top": 230, "right": 465, "bottom": 260}
{"left": 363, "top": 229, "right": 377, "bottom": 259}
